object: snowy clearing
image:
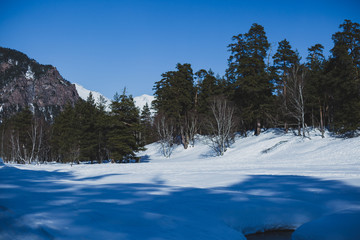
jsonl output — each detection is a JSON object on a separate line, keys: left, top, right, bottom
{"left": 0, "top": 129, "right": 360, "bottom": 240}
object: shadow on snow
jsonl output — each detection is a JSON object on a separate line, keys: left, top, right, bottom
{"left": 1, "top": 165, "right": 360, "bottom": 240}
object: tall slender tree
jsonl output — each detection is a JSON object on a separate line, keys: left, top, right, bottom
{"left": 140, "top": 103, "right": 155, "bottom": 145}
{"left": 327, "top": 20, "right": 360, "bottom": 133}
{"left": 305, "top": 44, "right": 327, "bottom": 137}
{"left": 272, "top": 39, "right": 300, "bottom": 131}
{"left": 226, "top": 23, "right": 273, "bottom": 135}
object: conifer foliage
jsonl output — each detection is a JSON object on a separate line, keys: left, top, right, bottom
{"left": 327, "top": 20, "right": 360, "bottom": 133}
{"left": 153, "top": 63, "right": 196, "bottom": 149}
{"left": 108, "top": 90, "right": 144, "bottom": 163}
{"left": 226, "top": 23, "right": 274, "bottom": 135}
{"left": 51, "top": 91, "right": 144, "bottom": 163}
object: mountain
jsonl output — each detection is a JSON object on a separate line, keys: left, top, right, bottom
{"left": 74, "top": 83, "right": 111, "bottom": 110}
{"left": 133, "top": 94, "right": 155, "bottom": 112}
{"left": 0, "top": 46, "right": 155, "bottom": 122}
{"left": 75, "top": 83, "right": 155, "bottom": 112}
{"left": 0, "top": 47, "right": 79, "bottom": 121}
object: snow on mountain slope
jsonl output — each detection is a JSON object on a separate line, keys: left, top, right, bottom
{"left": 133, "top": 94, "right": 155, "bottom": 111}
{"left": 1, "top": 129, "right": 359, "bottom": 240}
{"left": 75, "top": 83, "right": 155, "bottom": 112}
{"left": 74, "top": 83, "right": 111, "bottom": 105}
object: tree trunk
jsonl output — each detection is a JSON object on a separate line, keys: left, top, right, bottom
{"left": 283, "top": 76, "right": 288, "bottom": 133}
{"left": 320, "top": 104, "right": 324, "bottom": 138}
{"left": 255, "top": 120, "right": 261, "bottom": 136}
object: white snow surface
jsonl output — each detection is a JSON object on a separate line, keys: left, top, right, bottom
{"left": 0, "top": 129, "right": 360, "bottom": 240}
{"left": 75, "top": 83, "right": 154, "bottom": 112}
{"left": 25, "top": 65, "right": 34, "bottom": 80}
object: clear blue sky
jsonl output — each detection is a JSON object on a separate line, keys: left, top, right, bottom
{"left": 1, "top": 0, "right": 359, "bottom": 98}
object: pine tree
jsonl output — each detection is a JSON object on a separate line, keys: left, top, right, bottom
{"left": 272, "top": 39, "right": 301, "bottom": 131}
{"left": 76, "top": 93, "right": 98, "bottom": 163}
{"left": 95, "top": 95, "right": 110, "bottom": 162}
{"left": 153, "top": 63, "right": 196, "bottom": 148}
{"left": 326, "top": 20, "right": 360, "bottom": 133}
{"left": 108, "top": 89, "right": 143, "bottom": 162}
{"left": 52, "top": 104, "right": 81, "bottom": 163}
{"left": 196, "top": 70, "right": 223, "bottom": 115}
{"left": 195, "top": 69, "right": 225, "bottom": 134}
{"left": 305, "top": 44, "right": 327, "bottom": 136}
{"left": 226, "top": 23, "right": 274, "bottom": 135}
{"left": 140, "top": 103, "right": 155, "bottom": 145}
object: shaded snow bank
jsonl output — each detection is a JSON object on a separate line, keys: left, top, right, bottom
{"left": 292, "top": 208, "right": 360, "bottom": 240}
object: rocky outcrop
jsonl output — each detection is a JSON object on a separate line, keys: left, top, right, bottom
{"left": 0, "top": 47, "right": 79, "bottom": 121}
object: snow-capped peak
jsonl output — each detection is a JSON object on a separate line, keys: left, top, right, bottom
{"left": 74, "top": 83, "right": 155, "bottom": 112}
{"left": 133, "top": 94, "right": 155, "bottom": 111}
{"left": 74, "top": 83, "right": 111, "bottom": 104}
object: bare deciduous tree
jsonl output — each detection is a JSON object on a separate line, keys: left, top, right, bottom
{"left": 155, "top": 114, "right": 175, "bottom": 158}
{"left": 1, "top": 115, "right": 47, "bottom": 164}
{"left": 285, "top": 65, "right": 307, "bottom": 137}
{"left": 180, "top": 111, "right": 199, "bottom": 148}
{"left": 207, "top": 97, "right": 237, "bottom": 156}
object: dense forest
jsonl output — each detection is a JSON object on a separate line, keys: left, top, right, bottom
{"left": 1, "top": 19, "right": 359, "bottom": 163}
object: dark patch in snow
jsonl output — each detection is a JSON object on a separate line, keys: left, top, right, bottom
{"left": 261, "top": 141, "right": 288, "bottom": 154}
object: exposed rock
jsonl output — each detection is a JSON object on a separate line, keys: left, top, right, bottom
{"left": 0, "top": 47, "right": 80, "bottom": 122}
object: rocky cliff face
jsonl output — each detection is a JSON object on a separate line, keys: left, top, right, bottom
{"left": 0, "top": 47, "right": 79, "bottom": 121}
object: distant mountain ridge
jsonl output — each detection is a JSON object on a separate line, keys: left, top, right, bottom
{"left": 0, "top": 46, "right": 155, "bottom": 122}
{"left": 75, "top": 83, "right": 155, "bottom": 112}
{"left": 0, "top": 47, "right": 79, "bottom": 121}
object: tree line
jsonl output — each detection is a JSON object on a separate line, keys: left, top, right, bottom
{"left": 0, "top": 19, "right": 359, "bottom": 163}
{"left": 0, "top": 90, "right": 155, "bottom": 164}
{"left": 153, "top": 19, "right": 360, "bottom": 156}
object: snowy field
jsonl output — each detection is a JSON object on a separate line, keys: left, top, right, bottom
{"left": 1, "top": 129, "right": 360, "bottom": 240}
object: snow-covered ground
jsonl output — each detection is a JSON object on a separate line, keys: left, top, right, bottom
{"left": 0, "top": 129, "right": 359, "bottom": 240}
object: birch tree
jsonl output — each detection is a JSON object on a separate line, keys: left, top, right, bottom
{"left": 155, "top": 114, "right": 175, "bottom": 158}
{"left": 208, "top": 97, "right": 237, "bottom": 156}
{"left": 285, "top": 65, "right": 307, "bottom": 137}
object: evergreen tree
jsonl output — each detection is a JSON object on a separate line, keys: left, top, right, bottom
{"left": 76, "top": 93, "right": 98, "bottom": 163}
{"left": 226, "top": 23, "right": 274, "bottom": 135}
{"left": 153, "top": 63, "right": 196, "bottom": 148}
{"left": 108, "top": 89, "right": 143, "bottom": 162}
{"left": 153, "top": 63, "right": 195, "bottom": 118}
{"left": 196, "top": 69, "right": 224, "bottom": 115}
{"left": 326, "top": 20, "right": 360, "bottom": 133}
{"left": 195, "top": 69, "right": 225, "bottom": 133}
{"left": 272, "top": 39, "right": 301, "bottom": 131}
{"left": 95, "top": 95, "right": 110, "bottom": 162}
{"left": 140, "top": 103, "right": 155, "bottom": 145}
{"left": 52, "top": 104, "right": 81, "bottom": 163}
{"left": 273, "top": 39, "right": 300, "bottom": 75}
{"left": 305, "top": 44, "right": 327, "bottom": 136}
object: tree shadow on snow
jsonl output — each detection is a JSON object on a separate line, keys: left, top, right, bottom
{"left": 1, "top": 165, "right": 360, "bottom": 240}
